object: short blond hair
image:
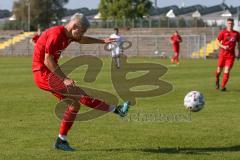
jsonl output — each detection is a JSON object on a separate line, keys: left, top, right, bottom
{"left": 71, "top": 13, "right": 90, "bottom": 28}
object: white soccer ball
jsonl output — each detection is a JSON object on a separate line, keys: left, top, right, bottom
{"left": 184, "top": 91, "right": 205, "bottom": 112}
{"left": 154, "top": 50, "right": 159, "bottom": 55}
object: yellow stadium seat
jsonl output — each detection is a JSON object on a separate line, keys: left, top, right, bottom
{"left": 0, "top": 32, "right": 34, "bottom": 50}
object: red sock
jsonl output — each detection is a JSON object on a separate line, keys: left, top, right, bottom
{"left": 216, "top": 71, "right": 221, "bottom": 85}
{"left": 80, "top": 96, "right": 111, "bottom": 112}
{"left": 59, "top": 107, "right": 79, "bottom": 136}
{"left": 59, "top": 97, "right": 111, "bottom": 136}
{"left": 221, "top": 73, "right": 229, "bottom": 89}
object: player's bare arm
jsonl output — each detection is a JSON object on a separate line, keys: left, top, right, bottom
{"left": 218, "top": 40, "right": 229, "bottom": 50}
{"left": 177, "top": 38, "right": 182, "bottom": 43}
{"left": 179, "top": 37, "right": 182, "bottom": 43}
{"left": 237, "top": 41, "right": 240, "bottom": 60}
{"left": 30, "top": 39, "right": 36, "bottom": 45}
{"left": 78, "top": 36, "right": 115, "bottom": 44}
{"left": 44, "top": 54, "right": 75, "bottom": 86}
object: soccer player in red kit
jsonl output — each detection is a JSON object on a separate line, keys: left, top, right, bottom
{"left": 32, "top": 13, "right": 130, "bottom": 151}
{"left": 215, "top": 18, "right": 240, "bottom": 91}
{"left": 170, "top": 31, "right": 182, "bottom": 64}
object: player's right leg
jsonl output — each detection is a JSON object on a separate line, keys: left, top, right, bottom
{"left": 79, "top": 95, "right": 130, "bottom": 116}
{"left": 34, "top": 71, "right": 77, "bottom": 151}
{"left": 47, "top": 72, "right": 132, "bottom": 117}
{"left": 50, "top": 78, "right": 132, "bottom": 117}
{"left": 216, "top": 66, "right": 222, "bottom": 90}
{"left": 216, "top": 54, "right": 225, "bottom": 90}
{"left": 171, "top": 52, "right": 178, "bottom": 64}
{"left": 115, "top": 49, "right": 121, "bottom": 69}
{"left": 60, "top": 86, "right": 131, "bottom": 116}
{"left": 171, "top": 54, "right": 175, "bottom": 64}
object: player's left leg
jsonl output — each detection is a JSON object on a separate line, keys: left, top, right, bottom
{"left": 172, "top": 50, "right": 179, "bottom": 64}
{"left": 176, "top": 52, "right": 180, "bottom": 64}
{"left": 221, "top": 67, "right": 230, "bottom": 91}
{"left": 221, "top": 57, "right": 235, "bottom": 91}
{"left": 112, "top": 55, "right": 120, "bottom": 69}
{"left": 112, "top": 51, "right": 119, "bottom": 69}
{"left": 171, "top": 52, "right": 176, "bottom": 63}
{"left": 172, "top": 46, "right": 180, "bottom": 64}
{"left": 51, "top": 92, "right": 80, "bottom": 151}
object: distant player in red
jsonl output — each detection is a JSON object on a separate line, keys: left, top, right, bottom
{"left": 215, "top": 18, "right": 240, "bottom": 91}
{"left": 170, "top": 31, "right": 182, "bottom": 64}
{"left": 32, "top": 13, "right": 130, "bottom": 151}
{"left": 31, "top": 27, "right": 41, "bottom": 45}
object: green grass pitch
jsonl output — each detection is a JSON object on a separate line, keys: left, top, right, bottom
{"left": 0, "top": 56, "right": 240, "bottom": 160}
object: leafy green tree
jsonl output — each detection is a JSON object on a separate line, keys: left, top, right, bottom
{"left": 98, "top": 0, "right": 152, "bottom": 20}
{"left": 159, "top": 17, "right": 168, "bottom": 27}
{"left": 0, "top": 9, "right": 11, "bottom": 18}
{"left": 195, "top": 18, "right": 205, "bottom": 27}
{"left": 12, "top": 0, "right": 68, "bottom": 30}
{"left": 64, "top": 8, "right": 98, "bottom": 17}
{"left": 178, "top": 17, "right": 186, "bottom": 28}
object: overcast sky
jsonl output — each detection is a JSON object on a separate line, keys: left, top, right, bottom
{"left": 0, "top": 0, "right": 239, "bottom": 10}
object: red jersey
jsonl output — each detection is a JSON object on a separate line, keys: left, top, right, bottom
{"left": 218, "top": 29, "right": 240, "bottom": 55}
{"left": 171, "top": 35, "right": 182, "bottom": 53}
{"left": 32, "top": 34, "right": 41, "bottom": 43}
{"left": 32, "top": 26, "right": 72, "bottom": 72}
{"left": 171, "top": 35, "right": 182, "bottom": 46}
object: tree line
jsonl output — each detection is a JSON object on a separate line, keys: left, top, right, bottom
{"left": 1, "top": 0, "right": 152, "bottom": 30}
{"left": 1, "top": 0, "right": 208, "bottom": 30}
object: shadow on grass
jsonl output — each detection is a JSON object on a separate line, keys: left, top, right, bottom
{"left": 82, "top": 145, "right": 240, "bottom": 155}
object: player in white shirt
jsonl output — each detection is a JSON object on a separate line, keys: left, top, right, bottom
{"left": 109, "top": 28, "right": 124, "bottom": 69}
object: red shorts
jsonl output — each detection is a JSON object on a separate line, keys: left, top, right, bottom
{"left": 33, "top": 69, "right": 86, "bottom": 100}
{"left": 218, "top": 53, "right": 235, "bottom": 69}
{"left": 173, "top": 45, "right": 180, "bottom": 53}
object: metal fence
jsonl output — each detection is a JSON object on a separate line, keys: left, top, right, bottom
{"left": 0, "top": 34, "right": 207, "bottom": 58}
{"left": 0, "top": 18, "right": 209, "bottom": 30}
{"left": 90, "top": 18, "right": 208, "bottom": 29}
{"left": 64, "top": 34, "right": 207, "bottom": 58}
